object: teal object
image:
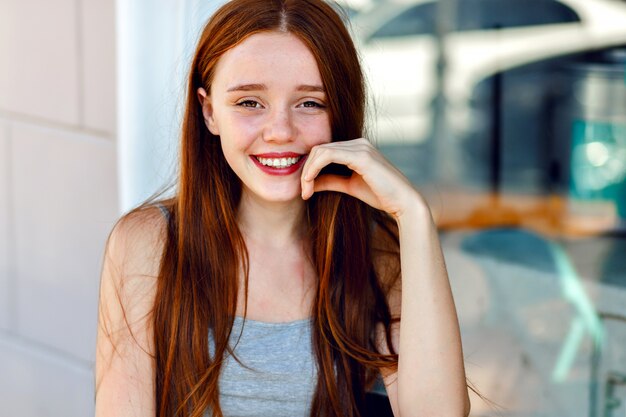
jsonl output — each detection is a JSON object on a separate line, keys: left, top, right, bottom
{"left": 548, "top": 241, "right": 604, "bottom": 383}
{"left": 570, "top": 120, "right": 626, "bottom": 219}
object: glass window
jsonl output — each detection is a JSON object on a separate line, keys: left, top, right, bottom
{"left": 370, "top": 3, "right": 436, "bottom": 38}
{"left": 369, "top": 0, "right": 580, "bottom": 40}
{"left": 360, "top": 0, "right": 625, "bottom": 412}
{"left": 457, "top": 0, "right": 580, "bottom": 31}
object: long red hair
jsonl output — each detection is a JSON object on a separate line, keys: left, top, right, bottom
{"left": 133, "top": 1, "right": 400, "bottom": 415}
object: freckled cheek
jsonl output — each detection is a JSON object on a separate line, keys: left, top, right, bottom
{"left": 221, "top": 114, "right": 263, "bottom": 148}
{"left": 294, "top": 116, "right": 332, "bottom": 147}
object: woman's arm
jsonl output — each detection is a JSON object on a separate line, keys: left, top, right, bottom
{"left": 95, "top": 208, "right": 164, "bottom": 417}
{"left": 391, "top": 200, "right": 469, "bottom": 417}
{"left": 301, "top": 138, "right": 470, "bottom": 416}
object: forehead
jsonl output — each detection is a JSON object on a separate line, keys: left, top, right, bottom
{"left": 211, "top": 31, "right": 323, "bottom": 90}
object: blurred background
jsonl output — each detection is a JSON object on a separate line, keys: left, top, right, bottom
{"left": 0, "top": 0, "right": 625, "bottom": 415}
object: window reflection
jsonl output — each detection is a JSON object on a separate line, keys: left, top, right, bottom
{"left": 344, "top": 0, "right": 626, "bottom": 415}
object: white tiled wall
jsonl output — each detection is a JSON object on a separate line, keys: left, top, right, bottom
{"left": 81, "top": 0, "right": 116, "bottom": 133}
{"left": 0, "top": 336, "right": 94, "bottom": 416}
{"left": 0, "top": 0, "right": 80, "bottom": 126}
{"left": 12, "top": 124, "right": 117, "bottom": 361}
{"left": 0, "top": 0, "right": 118, "bottom": 415}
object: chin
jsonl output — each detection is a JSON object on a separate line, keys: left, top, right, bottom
{"left": 246, "top": 185, "right": 303, "bottom": 204}
{"left": 261, "top": 192, "right": 302, "bottom": 204}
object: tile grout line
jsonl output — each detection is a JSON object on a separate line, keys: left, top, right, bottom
{"left": 0, "top": 328, "right": 94, "bottom": 373}
{"left": 0, "top": 110, "right": 113, "bottom": 140}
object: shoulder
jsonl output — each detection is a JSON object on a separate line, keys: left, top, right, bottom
{"left": 99, "top": 203, "right": 170, "bottom": 329}
{"left": 104, "top": 203, "right": 170, "bottom": 281}
{"left": 97, "top": 202, "right": 172, "bottom": 344}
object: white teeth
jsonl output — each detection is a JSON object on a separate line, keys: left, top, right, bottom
{"left": 256, "top": 156, "right": 301, "bottom": 168}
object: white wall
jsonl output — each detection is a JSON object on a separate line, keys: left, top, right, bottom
{"left": 116, "top": 0, "right": 224, "bottom": 211}
{"left": 0, "top": 0, "right": 118, "bottom": 415}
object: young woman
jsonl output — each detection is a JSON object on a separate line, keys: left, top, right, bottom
{"left": 95, "top": 0, "right": 471, "bottom": 416}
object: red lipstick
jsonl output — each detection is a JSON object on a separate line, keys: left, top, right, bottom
{"left": 250, "top": 152, "right": 307, "bottom": 176}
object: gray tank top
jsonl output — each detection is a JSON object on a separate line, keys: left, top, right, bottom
{"left": 155, "top": 204, "right": 317, "bottom": 416}
{"left": 214, "top": 317, "right": 317, "bottom": 417}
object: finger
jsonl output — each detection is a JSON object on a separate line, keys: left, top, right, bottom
{"left": 303, "top": 174, "right": 350, "bottom": 200}
{"left": 300, "top": 139, "right": 373, "bottom": 180}
{"left": 302, "top": 147, "right": 366, "bottom": 182}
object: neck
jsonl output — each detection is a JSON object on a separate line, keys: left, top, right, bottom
{"left": 237, "top": 191, "right": 307, "bottom": 248}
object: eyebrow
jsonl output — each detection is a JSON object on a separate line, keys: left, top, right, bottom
{"left": 226, "top": 83, "right": 325, "bottom": 93}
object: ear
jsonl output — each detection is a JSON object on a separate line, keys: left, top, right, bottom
{"left": 197, "top": 87, "right": 219, "bottom": 135}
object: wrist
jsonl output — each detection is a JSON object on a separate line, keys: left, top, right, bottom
{"left": 394, "top": 192, "right": 433, "bottom": 229}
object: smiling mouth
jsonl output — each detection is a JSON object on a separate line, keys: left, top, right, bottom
{"left": 254, "top": 156, "right": 303, "bottom": 168}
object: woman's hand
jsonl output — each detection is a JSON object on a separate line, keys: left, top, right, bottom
{"left": 301, "top": 138, "right": 425, "bottom": 220}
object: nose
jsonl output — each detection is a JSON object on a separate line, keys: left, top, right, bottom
{"left": 262, "top": 107, "right": 294, "bottom": 144}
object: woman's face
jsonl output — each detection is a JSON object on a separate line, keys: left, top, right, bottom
{"left": 200, "top": 31, "right": 332, "bottom": 204}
